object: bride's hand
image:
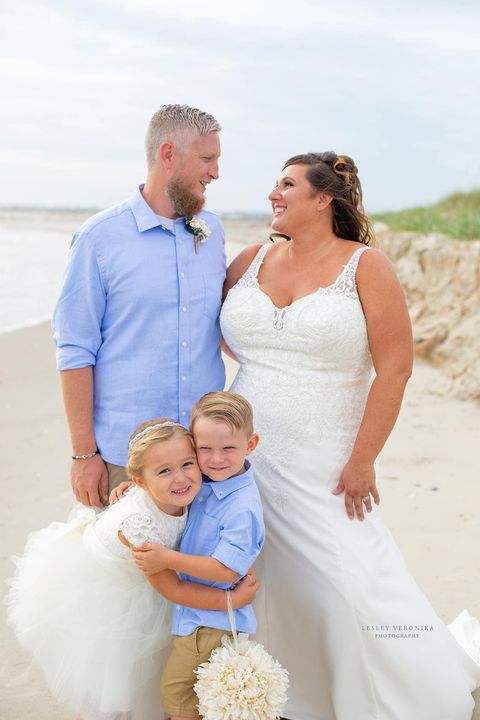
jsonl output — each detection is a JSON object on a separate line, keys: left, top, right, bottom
{"left": 332, "top": 460, "right": 380, "bottom": 521}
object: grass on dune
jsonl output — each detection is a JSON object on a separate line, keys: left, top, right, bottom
{"left": 372, "top": 190, "right": 480, "bottom": 240}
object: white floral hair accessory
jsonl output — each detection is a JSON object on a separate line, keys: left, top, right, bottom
{"left": 185, "top": 217, "right": 211, "bottom": 254}
{"left": 194, "top": 592, "right": 289, "bottom": 719}
{"left": 128, "top": 421, "right": 182, "bottom": 449}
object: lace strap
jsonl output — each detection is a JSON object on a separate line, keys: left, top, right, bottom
{"left": 233, "top": 243, "right": 271, "bottom": 291}
{"left": 330, "top": 245, "right": 371, "bottom": 299}
{"left": 346, "top": 244, "right": 370, "bottom": 273}
{"left": 246, "top": 243, "right": 270, "bottom": 280}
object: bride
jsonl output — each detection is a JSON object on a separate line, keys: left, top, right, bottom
{"left": 220, "top": 151, "right": 480, "bottom": 719}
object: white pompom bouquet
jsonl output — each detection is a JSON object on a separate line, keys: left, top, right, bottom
{"left": 194, "top": 591, "right": 289, "bottom": 719}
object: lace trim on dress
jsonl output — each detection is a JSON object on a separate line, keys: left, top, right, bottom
{"left": 119, "top": 513, "right": 167, "bottom": 547}
{"left": 235, "top": 244, "right": 369, "bottom": 299}
{"left": 235, "top": 244, "right": 270, "bottom": 289}
{"left": 233, "top": 243, "right": 370, "bottom": 331}
{"left": 92, "top": 487, "right": 187, "bottom": 559}
{"left": 323, "top": 245, "right": 370, "bottom": 300}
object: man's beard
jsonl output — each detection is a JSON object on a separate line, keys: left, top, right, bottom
{"left": 166, "top": 177, "right": 205, "bottom": 218}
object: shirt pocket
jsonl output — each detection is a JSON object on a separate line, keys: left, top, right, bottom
{"left": 195, "top": 512, "right": 220, "bottom": 555}
{"left": 203, "top": 271, "right": 224, "bottom": 319}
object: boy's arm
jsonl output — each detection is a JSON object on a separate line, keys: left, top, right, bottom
{"left": 119, "top": 531, "right": 248, "bottom": 599}
{"left": 133, "top": 544, "right": 238, "bottom": 583}
{"left": 133, "top": 505, "right": 265, "bottom": 583}
{"left": 146, "top": 569, "right": 258, "bottom": 610}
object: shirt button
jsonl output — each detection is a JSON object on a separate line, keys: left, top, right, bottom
{"left": 198, "top": 497, "right": 203, "bottom": 503}
{"left": 180, "top": 272, "right": 185, "bottom": 279}
{"left": 179, "top": 239, "right": 183, "bottom": 245}
{"left": 181, "top": 341, "right": 188, "bottom": 347}
{"left": 181, "top": 375, "right": 187, "bottom": 382}
{"left": 181, "top": 410, "right": 186, "bottom": 417}
{"left": 218, "top": 491, "right": 223, "bottom": 497}
{"left": 182, "top": 306, "right": 187, "bottom": 312}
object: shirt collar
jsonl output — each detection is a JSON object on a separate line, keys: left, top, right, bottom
{"left": 203, "top": 459, "right": 254, "bottom": 499}
{"left": 129, "top": 184, "right": 181, "bottom": 233}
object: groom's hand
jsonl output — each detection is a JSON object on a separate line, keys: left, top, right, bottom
{"left": 71, "top": 454, "right": 109, "bottom": 508}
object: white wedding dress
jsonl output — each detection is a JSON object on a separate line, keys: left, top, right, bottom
{"left": 220, "top": 243, "right": 480, "bottom": 720}
{"left": 6, "top": 486, "right": 187, "bottom": 720}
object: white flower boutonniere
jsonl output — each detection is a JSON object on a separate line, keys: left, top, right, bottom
{"left": 185, "top": 217, "right": 211, "bottom": 254}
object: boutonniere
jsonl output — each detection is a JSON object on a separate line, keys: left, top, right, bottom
{"left": 185, "top": 217, "right": 211, "bottom": 254}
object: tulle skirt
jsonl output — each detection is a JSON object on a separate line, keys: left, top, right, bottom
{"left": 6, "top": 509, "right": 171, "bottom": 720}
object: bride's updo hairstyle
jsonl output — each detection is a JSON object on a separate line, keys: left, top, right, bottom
{"left": 127, "top": 418, "right": 195, "bottom": 478}
{"left": 283, "top": 152, "right": 373, "bottom": 245}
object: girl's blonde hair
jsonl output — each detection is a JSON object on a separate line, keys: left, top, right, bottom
{"left": 127, "top": 418, "right": 194, "bottom": 478}
{"left": 190, "top": 391, "right": 254, "bottom": 437}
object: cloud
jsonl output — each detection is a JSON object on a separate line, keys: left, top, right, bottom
{"left": 1, "top": 0, "right": 479, "bottom": 211}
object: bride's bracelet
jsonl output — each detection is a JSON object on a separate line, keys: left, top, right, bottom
{"left": 71, "top": 450, "right": 99, "bottom": 460}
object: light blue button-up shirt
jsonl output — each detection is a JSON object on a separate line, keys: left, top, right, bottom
{"left": 53, "top": 186, "right": 226, "bottom": 466}
{"left": 171, "top": 460, "right": 265, "bottom": 636}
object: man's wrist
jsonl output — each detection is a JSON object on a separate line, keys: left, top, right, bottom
{"left": 72, "top": 450, "right": 99, "bottom": 460}
{"left": 71, "top": 435, "right": 98, "bottom": 457}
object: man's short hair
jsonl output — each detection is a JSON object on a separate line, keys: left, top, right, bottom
{"left": 145, "top": 104, "right": 221, "bottom": 169}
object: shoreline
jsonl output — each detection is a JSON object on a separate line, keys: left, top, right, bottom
{"left": 3, "top": 219, "right": 479, "bottom": 404}
{"left": 0, "top": 315, "right": 52, "bottom": 335}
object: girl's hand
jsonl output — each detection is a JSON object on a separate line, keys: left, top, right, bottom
{"left": 331, "top": 459, "right": 380, "bottom": 521}
{"left": 132, "top": 542, "right": 169, "bottom": 575}
{"left": 231, "top": 570, "right": 260, "bottom": 608}
{"left": 109, "top": 481, "right": 133, "bottom": 505}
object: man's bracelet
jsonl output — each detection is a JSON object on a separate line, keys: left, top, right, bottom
{"left": 71, "top": 450, "right": 99, "bottom": 460}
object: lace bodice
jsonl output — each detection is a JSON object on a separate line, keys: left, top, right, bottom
{"left": 90, "top": 486, "right": 187, "bottom": 560}
{"left": 220, "top": 243, "right": 373, "bottom": 462}
{"left": 235, "top": 243, "right": 367, "bottom": 299}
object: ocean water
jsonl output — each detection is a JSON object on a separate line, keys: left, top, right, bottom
{"left": 0, "top": 226, "right": 70, "bottom": 332}
{"left": 0, "top": 209, "right": 267, "bottom": 333}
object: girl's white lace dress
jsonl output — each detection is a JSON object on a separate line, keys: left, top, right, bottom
{"left": 6, "top": 486, "right": 187, "bottom": 720}
{"left": 220, "top": 243, "right": 480, "bottom": 720}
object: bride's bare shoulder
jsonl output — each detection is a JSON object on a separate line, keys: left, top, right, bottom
{"left": 223, "top": 243, "right": 265, "bottom": 296}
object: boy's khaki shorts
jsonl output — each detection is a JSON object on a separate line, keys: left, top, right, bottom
{"left": 105, "top": 461, "right": 130, "bottom": 493}
{"left": 160, "top": 626, "right": 232, "bottom": 717}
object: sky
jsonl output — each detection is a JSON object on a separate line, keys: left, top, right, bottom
{"left": 1, "top": 0, "right": 479, "bottom": 214}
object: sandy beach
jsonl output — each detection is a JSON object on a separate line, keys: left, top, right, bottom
{"left": 0, "top": 224, "right": 479, "bottom": 717}
{"left": 1, "top": 316, "right": 479, "bottom": 718}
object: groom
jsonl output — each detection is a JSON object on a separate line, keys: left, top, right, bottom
{"left": 53, "top": 104, "right": 226, "bottom": 508}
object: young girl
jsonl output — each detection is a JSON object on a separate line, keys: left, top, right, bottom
{"left": 6, "top": 419, "right": 257, "bottom": 720}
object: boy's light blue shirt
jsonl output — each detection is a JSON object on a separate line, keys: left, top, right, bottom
{"left": 52, "top": 186, "right": 226, "bottom": 466}
{"left": 171, "top": 460, "right": 265, "bottom": 636}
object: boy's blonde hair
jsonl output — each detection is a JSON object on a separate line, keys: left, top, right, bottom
{"left": 127, "top": 418, "right": 194, "bottom": 478}
{"left": 190, "top": 391, "right": 254, "bottom": 437}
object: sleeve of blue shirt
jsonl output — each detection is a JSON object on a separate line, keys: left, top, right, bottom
{"left": 53, "top": 230, "right": 107, "bottom": 370}
{"left": 211, "top": 506, "right": 265, "bottom": 577}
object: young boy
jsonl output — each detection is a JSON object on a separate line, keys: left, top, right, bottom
{"left": 132, "top": 391, "right": 265, "bottom": 720}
